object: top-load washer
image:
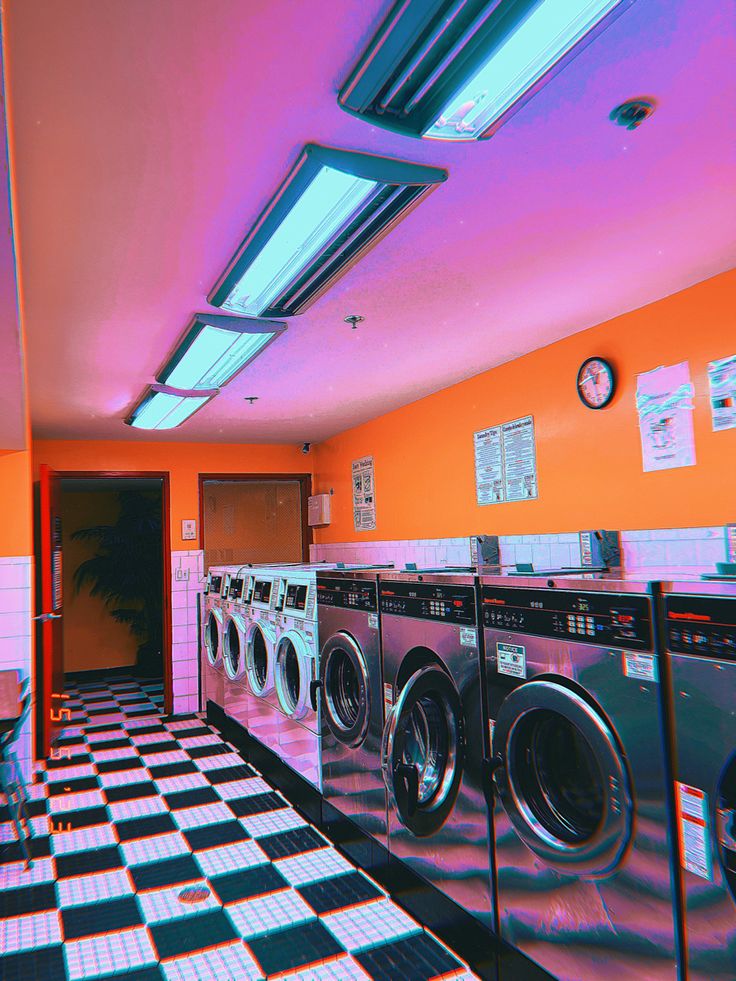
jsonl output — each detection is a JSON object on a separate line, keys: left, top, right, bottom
{"left": 661, "top": 576, "right": 736, "bottom": 979}
{"left": 480, "top": 571, "right": 680, "bottom": 981}
{"left": 378, "top": 569, "right": 494, "bottom": 932}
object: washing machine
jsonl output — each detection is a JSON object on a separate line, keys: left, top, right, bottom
{"left": 661, "top": 576, "right": 736, "bottom": 980}
{"left": 378, "top": 569, "right": 493, "bottom": 930}
{"left": 201, "top": 568, "right": 233, "bottom": 711}
{"left": 222, "top": 569, "right": 251, "bottom": 733}
{"left": 480, "top": 571, "right": 680, "bottom": 981}
{"left": 316, "top": 569, "right": 387, "bottom": 861}
{"left": 241, "top": 568, "right": 285, "bottom": 755}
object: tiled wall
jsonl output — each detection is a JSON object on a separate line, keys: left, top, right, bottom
{"left": 170, "top": 549, "right": 205, "bottom": 715}
{"left": 0, "top": 556, "right": 34, "bottom": 782}
{"left": 620, "top": 526, "right": 726, "bottom": 570}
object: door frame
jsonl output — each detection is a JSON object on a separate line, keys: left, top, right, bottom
{"left": 198, "top": 473, "right": 313, "bottom": 562}
{"left": 54, "top": 470, "right": 173, "bottom": 715}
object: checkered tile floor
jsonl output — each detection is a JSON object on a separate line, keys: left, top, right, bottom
{"left": 60, "top": 675, "right": 165, "bottom": 728}
{"left": 0, "top": 680, "right": 478, "bottom": 980}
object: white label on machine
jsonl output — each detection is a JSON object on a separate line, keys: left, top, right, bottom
{"left": 460, "top": 627, "right": 477, "bottom": 647}
{"left": 497, "top": 642, "right": 526, "bottom": 678}
{"left": 383, "top": 683, "right": 393, "bottom": 718}
{"left": 676, "top": 782, "right": 713, "bottom": 881}
{"left": 368, "top": 614, "right": 379, "bottom": 630}
{"left": 623, "top": 652, "right": 659, "bottom": 682}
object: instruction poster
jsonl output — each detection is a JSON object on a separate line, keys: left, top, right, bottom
{"left": 474, "top": 415, "right": 537, "bottom": 505}
{"left": 707, "top": 354, "right": 736, "bottom": 432}
{"left": 635, "top": 362, "right": 696, "bottom": 472}
{"left": 352, "top": 455, "right": 376, "bottom": 531}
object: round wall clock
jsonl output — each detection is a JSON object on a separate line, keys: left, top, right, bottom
{"left": 577, "top": 357, "right": 615, "bottom": 409}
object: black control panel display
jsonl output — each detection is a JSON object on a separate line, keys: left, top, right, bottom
{"left": 481, "top": 585, "right": 652, "bottom": 650}
{"left": 228, "top": 578, "right": 245, "bottom": 601}
{"left": 316, "top": 577, "right": 378, "bottom": 612}
{"left": 206, "top": 574, "right": 222, "bottom": 595}
{"left": 380, "top": 581, "right": 476, "bottom": 625}
{"left": 285, "top": 583, "right": 308, "bottom": 611}
{"left": 664, "top": 594, "right": 736, "bottom": 661}
{"left": 252, "top": 579, "right": 272, "bottom": 604}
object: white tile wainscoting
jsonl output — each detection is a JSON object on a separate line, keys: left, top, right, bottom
{"left": 170, "top": 549, "right": 205, "bottom": 715}
{"left": 0, "top": 555, "right": 34, "bottom": 783}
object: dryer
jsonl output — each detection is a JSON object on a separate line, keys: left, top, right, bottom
{"left": 378, "top": 569, "right": 493, "bottom": 931}
{"left": 661, "top": 576, "right": 736, "bottom": 980}
{"left": 480, "top": 572, "right": 680, "bottom": 981}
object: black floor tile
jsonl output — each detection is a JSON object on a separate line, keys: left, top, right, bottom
{"left": 257, "top": 825, "right": 328, "bottom": 860}
{"left": 117, "top": 696, "right": 149, "bottom": 704}
{"left": 249, "top": 918, "right": 342, "bottom": 975}
{"left": 149, "top": 909, "right": 237, "bottom": 959}
{"left": 0, "top": 882, "right": 57, "bottom": 917}
{"left": 129, "top": 724, "right": 167, "bottom": 735}
{"left": 87, "top": 737, "right": 132, "bottom": 751}
{"left": 55, "top": 733, "right": 86, "bottom": 746}
{"left": 227, "top": 791, "right": 285, "bottom": 817}
{"left": 96, "top": 757, "right": 145, "bottom": 773}
{"left": 115, "top": 812, "right": 177, "bottom": 841}
{"left": 203, "top": 765, "right": 254, "bottom": 784}
{"left": 298, "top": 871, "right": 383, "bottom": 914}
{"left": 184, "top": 821, "right": 249, "bottom": 851}
{"left": 163, "top": 787, "right": 219, "bottom": 810}
{"left": 210, "top": 863, "right": 288, "bottom": 904}
{"left": 0, "top": 835, "right": 51, "bottom": 864}
{"left": 137, "top": 741, "right": 177, "bottom": 755}
{"left": 62, "top": 895, "right": 142, "bottom": 940}
{"left": 356, "top": 932, "right": 463, "bottom": 981}
{"left": 47, "top": 753, "right": 90, "bottom": 770}
{"left": 172, "top": 726, "right": 211, "bottom": 739}
{"left": 0, "top": 945, "right": 67, "bottom": 981}
{"left": 84, "top": 722, "right": 123, "bottom": 733}
{"left": 186, "top": 743, "right": 230, "bottom": 759}
{"left": 130, "top": 854, "right": 201, "bottom": 890}
{"left": 47, "top": 775, "right": 100, "bottom": 796}
{"left": 55, "top": 845, "right": 123, "bottom": 878}
{"left": 105, "top": 781, "right": 158, "bottom": 803}
{"left": 99, "top": 969, "right": 165, "bottom": 981}
{"left": 88, "top": 706, "right": 121, "bottom": 716}
{"left": 56, "top": 805, "right": 110, "bottom": 829}
{"left": 148, "top": 761, "right": 198, "bottom": 778}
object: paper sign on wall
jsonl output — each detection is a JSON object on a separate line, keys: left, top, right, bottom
{"left": 635, "top": 362, "right": 696, "bottom": 472}
{"left": 474, "top": 415, "right": 537, "bottom": 505}
{"left": 707, "top": 354, "right": 736, "bottom": 432}
{"left": 352, "top": 456, "right": 376, "bottom": 532}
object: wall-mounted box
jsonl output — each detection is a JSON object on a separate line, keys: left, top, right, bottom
{"left": 308, "top": 494, "right": 331, "bottom": 527}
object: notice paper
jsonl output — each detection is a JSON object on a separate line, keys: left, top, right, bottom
{"left": 474, "top": 415, "right": 537, "bottom": 505}
{"left": 707, "top": 354, "right": 736, "bottom": 432}
{"left": 635, "top": 362, "right": 696, "bottom": 472}
{"left": 352, "top": 455, "right": 376, "bottom": 532}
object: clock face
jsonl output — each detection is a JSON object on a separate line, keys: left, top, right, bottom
{"left": 577, "top": 357, "right": 615, "bottom": 409}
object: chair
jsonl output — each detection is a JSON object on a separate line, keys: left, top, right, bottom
{"left": 0, "top": 676, "right": 34, "bottom": 865}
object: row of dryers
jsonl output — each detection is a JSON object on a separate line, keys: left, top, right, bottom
{"left": 202, "top": 562, "right": 736, "bottom": 981}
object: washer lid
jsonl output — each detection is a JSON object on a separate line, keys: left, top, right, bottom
{"left": 492, "top": 680, "right": 632, "bottom": 875}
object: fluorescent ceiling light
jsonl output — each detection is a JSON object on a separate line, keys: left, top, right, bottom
{"left": 339, "top": 0, "right": 634, "bottom": 141}
{"left": 158, "top": 313, "right": 287, "bottom": 391}
{"left": 126, "top": 384, "right": 217, "bottom": 431}
{"left": 209, "top": 143, "right": 447, "bottom": 317}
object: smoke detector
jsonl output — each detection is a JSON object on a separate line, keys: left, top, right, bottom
{"left": 610, "top": 99, "right": 656, "bottom": 130}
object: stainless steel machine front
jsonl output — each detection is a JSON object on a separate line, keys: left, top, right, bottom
{"left": 378, "top": 570, "right": 493, "bottom": 929}
{"left": 662, "top": 578, "right": 736, "bottom": 980}
{"left": 317, "top": 571, "right": 387, "bottom": 849}
{"left": 481, "top": 572, "right": 679, "bottom": 981}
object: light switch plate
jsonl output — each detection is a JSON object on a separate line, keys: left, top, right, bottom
{"left": 182, "top": 519, "right": 197, "bottom": 541}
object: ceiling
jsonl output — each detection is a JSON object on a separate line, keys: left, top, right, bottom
{"left": 4, "top": 0, "right": 735, "bottom": 444}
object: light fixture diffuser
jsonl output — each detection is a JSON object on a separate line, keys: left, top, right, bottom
{"left": 157, "top": 313, "right": 287, "bottom": 391}
{"left": 125, "top": 384, "right": 217, "bottom": 431}
{"left": 339, "top": 0, "right": 635, "bottom": 141}
{"left": 208, "top": 143, "right": 447, "bottom": 317}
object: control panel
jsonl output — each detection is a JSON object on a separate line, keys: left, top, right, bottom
{"left": 316, "top": 577, "right": 378, "bottom": 613}
{"left": 252, "top": 579, "right": 273, "bottom": 606}
{"left": 285, "top": 583, "right": 308, "bottom": 612}
{"left": 664, "top": 594, "right": 736, "bottom": 661}
{"left": 380, "top": 581, "right": 476, "bottom": 625}
{"left": 481, "top": 585, "right": 653, "bottom": 650}
{"left": 228, "top": 577, "right": 245, "bottom": 602}
{"left": 220, "top": 574, "right": 231, "bottom": 598}
{"left": 205, "top": 573, "right": 222, "bottom": 595}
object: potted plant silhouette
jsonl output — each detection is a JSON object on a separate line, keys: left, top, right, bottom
{"left": 72, "top": 490, "right": 163, "bottom": 676}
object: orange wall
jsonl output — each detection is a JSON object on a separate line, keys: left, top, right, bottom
{"left": 62, "top": 490, "right": 139, "bottom": 673}
{"left": 314, "top": 270, "right": 736, "bottom": 543}
{"left": 32, "top": 440, "right": 312, "bottom": 550}
{"left": 0, "top": 448, "right": 33, "bottom": 556}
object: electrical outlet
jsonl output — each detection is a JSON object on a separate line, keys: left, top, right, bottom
{"left": 175, "top": 568, "right": 190, "bottom": 581}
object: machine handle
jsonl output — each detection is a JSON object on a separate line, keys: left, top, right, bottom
{"left": 394, "top": 762, "right": 419, "bottom": 818}
{"left": 309, "top": 679, "right": 323, "bottom": 711}
{"left": 33, "top": 612, "right": 62, "bottom": 622}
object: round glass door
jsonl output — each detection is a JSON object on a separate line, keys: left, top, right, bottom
{"left": 717, "top": 753, "right": 736, "bottom": 903}
{"left": 246, "top": 622, "right": 274, "bottom": 696}
{"left": 493, "top": 680, "right": 632, "bottom": 874}
{"left": 223, "top": 617, "right": 242, "bottom": 680}
{"left": 204, "top": 611, "right": 221, "bottom": 666}
{"left": 321, "top": 633, "right": 369, "bottom": 747}
{"left": 275, "top": 633, "right": 311, "bottom": 720}
{"left": 382, "top": 664, "right": 463, "bottom": 838}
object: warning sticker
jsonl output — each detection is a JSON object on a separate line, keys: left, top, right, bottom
{"left": 676, "top": 782, "right": 713, "bottom": 880}
{"left": 460, "top": 627, "right": 477, "bottom": 647}
{"left": 383, "top": 683, "right": 393, "bottom": 718}
{"left": 368, "top": 614, "right": 379, "bottom": 630}
{"left": 623, "top": 652, "right": 659, "bottom": 682}
{"left": 497, "top": 642, "right": 526, "bottom": 679}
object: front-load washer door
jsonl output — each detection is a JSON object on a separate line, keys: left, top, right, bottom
{"left": 204, "top": 608, "right": 223, "bottom": 667}
{"left": 493, "top": 679, "right": 632, "bottom": 876}
{"left": 275, "top": 631, "right": 313, "bottom": 721}
{"left": 717, "top": 753, "right": 736, "bottom": 905}
{"left": 381, "top": 664, "right": 464, "bottom": 838}
{"left": 223, "top": 615, "right": 245, "bottom": 681}
{"left": 321, "top": 632, "right": 370, "bottom": 748}
{"left": 245, "top": 619, "right": 276, "bottom": 696}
